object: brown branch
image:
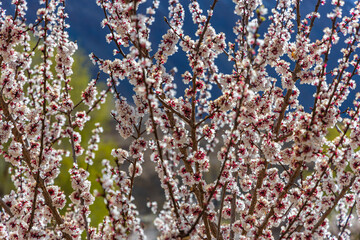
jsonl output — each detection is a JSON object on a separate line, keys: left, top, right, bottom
{"left": 322, "top": 38, "right": 359, "bottom": 118}
{"left": 180, "top": 97, "right": 244, "bottom": 239}
{"left": 67, "top": 112, "right": 78, "bottom": 164}
{"left": 305, "top": 0, "right": 323, "bottom": 38}
{"left": 229, "top": 190, "right": 237, "bottom": 239}
{"left": 296, "top": 0, "right": 301, "bottom": 31}
{"left": 338, "top": 201, "right": 356, "bottom": 239}
{"left": 128, "top": 153, "right": 138, "bottom": 200}
{"left": 142, "top": 71, "right": 185, "bottom": 236}
{"left": 100, "top": 0, "right": 126, "bottom": 58}
{"left": 255, "top": 162, "right": 302, "bottom": 238}
{"left": 216, "top": 182, "right": 228, "bottom": 239}
{"left": 309, "top": 9, "right": 340, "bottom": 126}
{"left": 274, "top": 63, "right": 301, "bottom": 136}
{"left": 279, "top": 106, "right": 359, "bottom": 239}
{"left": 311, "top": 177, "right": 356, "bottom": 234}
{"left": 0, "top": 197, "right": 13, "bottom": 218}
{"left": 157, "top": 95, "right": 190, "bottom": 124}
{"left": 242, "top": 160, "right": 268, "bottom": 236}
{"left": 86, "top": 84, "right": 112, "bottom": 115}
{"left": 0, "top": 96, "right": 72, "bottom": 240}
{"left": 29, "top": 1, "right": 50, "bottom": 232}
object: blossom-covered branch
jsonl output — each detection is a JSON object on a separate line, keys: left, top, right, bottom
{"left": 1, "top": 0, "right": 360, "bottom": 239}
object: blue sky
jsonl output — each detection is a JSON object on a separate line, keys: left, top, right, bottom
{"left": 2, "top": 0, "right": 359, "bottom": 111}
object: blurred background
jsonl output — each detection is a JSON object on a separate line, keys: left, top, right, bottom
{"left": 2, "top": 0, "right": 358, "bottom": 106}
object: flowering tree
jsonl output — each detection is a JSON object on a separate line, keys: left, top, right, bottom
{"left": 1, "top": 0, "right": 360, "bottom": 239}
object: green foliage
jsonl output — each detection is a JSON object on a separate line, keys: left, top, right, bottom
{"left": 2, "top": 36, "right": 118, "bottom": 226}
{"left": 326, "top": 126, "right": 340, "bottom": 141}
{"left": 54, "top": 49, "right": 118, "bottom": 226}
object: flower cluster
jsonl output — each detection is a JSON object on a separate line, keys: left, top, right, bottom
{"left": 1, "top": 0, "right": 360, "bottom": 239}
